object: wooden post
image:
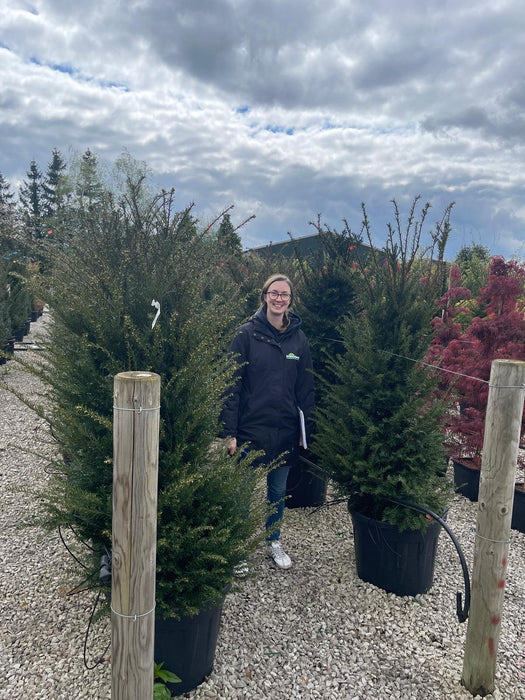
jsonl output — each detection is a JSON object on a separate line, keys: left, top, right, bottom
{"left": 111, "top": 371, "right": 161, "bottom": 700}
{"left": 462, "top": 359, "right": 525, "bottom": 696}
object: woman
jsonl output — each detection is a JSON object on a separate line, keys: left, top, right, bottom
{"left": 220, "top": 273, "right": 315, "bottom": 569}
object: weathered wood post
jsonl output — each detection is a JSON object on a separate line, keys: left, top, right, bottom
{"left": 111, "top": 371, "right": 161, "bottom": 700}
{"left": 462, "top": 359, "right": 525, "bottom": 696}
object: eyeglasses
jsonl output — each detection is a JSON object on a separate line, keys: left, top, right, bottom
{"left": 266, "top": 290, "right": 291, "bottom": 300}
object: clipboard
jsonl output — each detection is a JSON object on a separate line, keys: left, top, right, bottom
{"left": 298, "top": 407, "right": 307, "bottom": 450}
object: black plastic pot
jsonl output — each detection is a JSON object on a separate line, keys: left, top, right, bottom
{"left": 350, "top": 508, "right": 442, "bottom": 596}
{"left": 453, "top": 459, "right": 480, "bottom": 502}
{"left": 155, "top": 601, "right": 224, "bottom": 696}
{"left": 453, "top": 460, "right": 525, "bottom": 533}
{"left": 1, "top": 338, "right": 15, "bottom": 363}
{"left": 285, "top": 454, "right": 328, "bottom": 508}
{"left": 512, "top": 484, "right": 525, "bottom": 533}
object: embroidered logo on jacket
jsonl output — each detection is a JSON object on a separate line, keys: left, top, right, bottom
{"left": 286, "top": 352, "right": 300, "bottom": 361}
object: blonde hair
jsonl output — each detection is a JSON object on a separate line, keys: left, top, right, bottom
{"left": 259, "top": 273, "right": 294, "bottom": 328}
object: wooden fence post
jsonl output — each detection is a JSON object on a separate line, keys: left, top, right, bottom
{"left": 462, "top": 359, "right": 525, "bottom": 696}
{"left": 111, "top": 371, "right": 161, "bottom": 700}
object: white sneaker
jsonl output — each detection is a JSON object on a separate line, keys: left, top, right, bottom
{"left": 267, "top": 541, "right": 292, "bottom": 569}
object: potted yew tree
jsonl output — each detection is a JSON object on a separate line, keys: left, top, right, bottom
{"left": 23, "top": 164, "right": 269, "bottom": 695}
{"left": 288, "top": 223, "right": 365, "bottom": 508}
{"left": 313, "top": 198, "right": 454, "bottom": 596}
{"left": 430, "top": 256, "right": 525, "bottom": 531}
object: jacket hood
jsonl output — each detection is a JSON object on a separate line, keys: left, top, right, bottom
{"left": 253, "top": 307, "right": 302, "bottom": 338}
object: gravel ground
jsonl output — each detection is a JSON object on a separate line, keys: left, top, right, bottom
{"left": 1, "top": 312, "right": 524, "bottom": 700}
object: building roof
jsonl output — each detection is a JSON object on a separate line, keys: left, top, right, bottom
{"left": 246, "top": 233, "right": 322, "bottom": 258}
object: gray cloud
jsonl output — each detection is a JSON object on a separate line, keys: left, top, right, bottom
{"left": 0, "top": 0, "right": 523, "bottom": 260}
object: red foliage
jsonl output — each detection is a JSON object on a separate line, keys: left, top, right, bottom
{"left": 426, "top": 263, "right": 472, "bottom": 366}
{"left": 429, "top": 257, "right": 525, "bottom": 468}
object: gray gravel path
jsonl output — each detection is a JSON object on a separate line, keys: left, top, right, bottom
{"left": 1, "top": 312, "right": 524, "bottom": 699}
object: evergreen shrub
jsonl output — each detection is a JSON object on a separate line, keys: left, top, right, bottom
{"left": 27, "top": 175, "right": 269, "bottom": 618}
{"left": 313, "top": 198, "right": 454, "bottom": 531}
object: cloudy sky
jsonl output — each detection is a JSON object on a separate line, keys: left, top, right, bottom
{"left": 1, "top": 0, "right": 524, "bottom": 259}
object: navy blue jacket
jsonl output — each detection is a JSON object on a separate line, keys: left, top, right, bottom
{"left": 219, "top": 309, "right": 315, "bottom": 455}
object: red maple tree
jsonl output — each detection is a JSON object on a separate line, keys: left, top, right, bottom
{"left": 429, "top": 256, "right": 525, "bottom": 471}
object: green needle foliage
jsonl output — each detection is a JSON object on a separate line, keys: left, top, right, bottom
{"left": 27, "top": 169, "right": 268, "bottom": 618}
{"left": 313, "top": 198, "right": 454, "bottom": 531}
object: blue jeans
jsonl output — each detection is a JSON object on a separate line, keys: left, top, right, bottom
{"left": 266, "top": 463, "right": 291, "bottom": 542}
{"left": 241, "top": 427, "right": 299, "bottom": 543}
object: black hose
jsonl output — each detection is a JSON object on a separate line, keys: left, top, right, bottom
{"left": 298, "top": 453, "right": 330, "bottom": 478}
{"left": 310, "top": 490, "right": 471, "bottom": 623}
{"left": 387, "top": 497, "right": 470, "bottom": 623}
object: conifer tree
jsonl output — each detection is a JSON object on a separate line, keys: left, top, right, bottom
{"left": 313, "top": 198, "right": 454, "bottom": 531}
{"left": 217, "top": 213, "right": 242, "bottom": 256}
{"left": 26, "top": 166, "right": 268, "bottom": 618}
{"left": 0, "top": 172, "right": 16, "bottom": 209}
{"left": 76, "top": 148, "right": 105, "bottom": 210}
{"left": 41, "top": 148, "right": 67, "bottom": 221}
{"left": 454, "top": 243, "right": 490, "bottom": 300}
{"left": 0, "top": 173, "right": 21, "bottom": 343}
{"left": 294, "top": 224, "right": 363, "bottom": 396}
{"left": 19, "top": 160, "right": 44, "bottom": 239}
{"left": 0, "top": 173, "right": 18, "bottom": 239}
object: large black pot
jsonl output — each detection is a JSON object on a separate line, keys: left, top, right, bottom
{"left": 155, "top": 601, "right": 224, "bottom": 696}
{"left": 350, "top": 508, "right": 442, "bottom": 596}
{"left": 453, "top": 459, "right": 480, "bottom": 502}
{"left": 285, "top": 453, "right": 328, "bottom": 509}
{"left": 511, "top": 484, "right": 525, "bottom": 533}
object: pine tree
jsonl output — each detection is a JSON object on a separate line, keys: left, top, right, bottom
{"left": 0, "top": 173, "right": 18, "bottom": 239}
{"left": 19, "top": 160, "right": 43, "bottom": 239}
{"left": 41, "top": 148, "right": 67, "bottom": 221}
{"left": 76, "top": 148, "right": 105, "bottom": 210}
{"left": 217, "top": 213, "right": 242, "bottom": 256}
{"left": 0, "top": 173, "right": 19, "bottom": 345}
{"left": 0, "top": 172, "right": 16, "bottom": 209}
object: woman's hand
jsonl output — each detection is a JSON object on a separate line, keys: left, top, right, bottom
{"left": 227, "top": 437, "right": 237, "bottom": 455}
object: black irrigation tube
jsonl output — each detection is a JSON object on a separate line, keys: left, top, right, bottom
{"left": 298, "top": 453, "right": 330, "bottom": 478}
{"left": 309, "top": 481, "right": 471, "bottom": 623}
{"left": 388, "top": 497, "right": 471, "bottom": 623}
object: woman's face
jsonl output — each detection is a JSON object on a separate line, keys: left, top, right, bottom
{"left": 265, "top": 280, "right": 292, "bottom": 316}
